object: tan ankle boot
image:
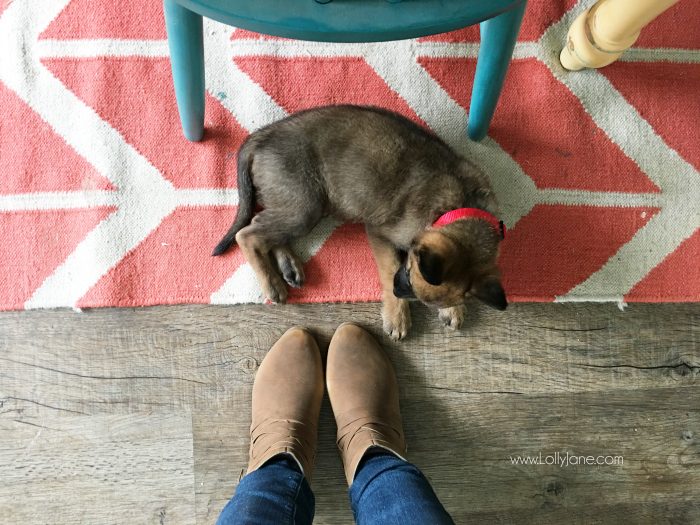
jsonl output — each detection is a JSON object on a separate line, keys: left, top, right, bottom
{"left": 327, "top": 323, "right": 407, "bottom": 485}
{"left": 247, "top": 327, "right": 324, "bottom": 481}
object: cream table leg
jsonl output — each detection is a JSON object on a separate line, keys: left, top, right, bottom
{"left": 560, "top": 0, "right": 681, "bottom": 71}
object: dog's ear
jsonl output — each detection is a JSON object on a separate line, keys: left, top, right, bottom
{"left": 471, "top": 278, "right": 507, "bottom": 310}
{"left": 417, "top": 247, "right": 444, "bottom": 286}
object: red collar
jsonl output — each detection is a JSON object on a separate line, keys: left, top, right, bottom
{"left": 433, "top": 208, "right": 505, "bottom": 238}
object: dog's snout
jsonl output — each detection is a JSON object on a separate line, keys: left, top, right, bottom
{"left": 393, "top": 266, "right": 415, "bottom": 299}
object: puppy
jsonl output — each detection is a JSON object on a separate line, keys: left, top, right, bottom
{"left": 213, "top": 105, "right": 507, "bottom": 340}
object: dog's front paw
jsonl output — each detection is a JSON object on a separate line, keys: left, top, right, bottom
{"left": 382, "top": 299, "right": 411, "bottom": 341}
{"left": 438, "top": 305, "right": 466, "bottom": 331}
{"left": 273, "top": 247, "right": 305, "bottom": 288}
{"left": 262, "top": 274, "right": 288, "bottom": 304}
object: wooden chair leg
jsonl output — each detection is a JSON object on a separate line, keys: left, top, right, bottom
{"left": 560, "top": 0, "right": 680, "bottom": 71}
{"left": 164, "top": 0, "right": 205, "bottom": 142}
{"left": 467, "top": 1, "right": 526, "bottom": 141}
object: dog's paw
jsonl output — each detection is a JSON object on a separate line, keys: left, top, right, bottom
{"left": 262, "top": 274, "right": 288, "bottom": 304}
{"left": 382, "top": 299, "right": 411, "bottom": 341}
{"left": 438, "top": 305, "right": 466, "bottom": 331}
{"left": 273, "top": 247, "right": 305, "bottom": 288}
{"left": 282, "top": 266, "right": 304, "bottom": 288}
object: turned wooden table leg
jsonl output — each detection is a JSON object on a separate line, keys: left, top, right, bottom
{"left": 560, "top": 0, "right": 681, "bottom": 71}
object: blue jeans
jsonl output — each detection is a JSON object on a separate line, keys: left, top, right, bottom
{"left": 217, "top": 452, "right": 454, "bottom": 525}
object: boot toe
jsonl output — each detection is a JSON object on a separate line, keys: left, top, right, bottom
{"left": 327, "top": 323, "right": 392, "bottom": 397}
{"left": 263, "top": 326, "right": 321, "bottom": 376}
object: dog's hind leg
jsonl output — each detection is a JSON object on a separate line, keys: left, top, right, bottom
{"left": 235, "top": 225, "right": 286, "bottom": 303}
{"left": 272, "top": 246, "right": 305, "bottom": 288}
{"left": 235, "top": 209, "right": 320, "bottom": 303}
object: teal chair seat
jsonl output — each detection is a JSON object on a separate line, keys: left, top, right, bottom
{"left": 165, "top": 0, "right": 527, "bottom": 141}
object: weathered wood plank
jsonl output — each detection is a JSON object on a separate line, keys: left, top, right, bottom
{"left": 0, "top": 304, "right": 697, "bottom": 419}
{"left": 0, "top": 414, "right": 196, "bottom": 524}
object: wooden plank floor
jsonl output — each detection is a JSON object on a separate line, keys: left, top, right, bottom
{"left": 0, "top": 303, "right": 698, "bottom": 524}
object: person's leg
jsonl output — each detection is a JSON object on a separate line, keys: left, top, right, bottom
{"left": 217, "top": 455, "right": 314, "bottom": 525}
{"left": 349, "top": 451, "right": 453, "bottom": 525}
{"left": 216, "top": 327, "right": 324, "bottom": 525}
{"left": 326, "top": 323, "right": 454, "bottom": 525}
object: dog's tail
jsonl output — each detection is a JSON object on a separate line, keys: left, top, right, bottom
{"left": 212, "top": 146, "right": 255, "bottom": 256}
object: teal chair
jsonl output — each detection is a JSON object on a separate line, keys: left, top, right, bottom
{"left": 164, "top": 0, "right": 526, "bottom": 142}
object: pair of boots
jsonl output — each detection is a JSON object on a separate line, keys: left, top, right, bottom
{"left": 247, "top": 323, "right": 407, "bottom": 485}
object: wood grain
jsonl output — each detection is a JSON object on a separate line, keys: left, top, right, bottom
{"left": 0, "top": 414, "right": 196, "bottom": 524}
{"left": 0, "top": 302, "right": 698, "bottom": 524}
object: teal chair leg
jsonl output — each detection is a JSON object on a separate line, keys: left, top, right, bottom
{"left": 467, "top": 1, "right": 526, "bottom": 141}
{"left": 164, "top": 0, "right": 205, "bottom": 142}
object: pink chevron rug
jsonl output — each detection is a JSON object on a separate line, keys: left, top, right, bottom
{"left": 0, "top": 0, "right": 698, "bottom": 310}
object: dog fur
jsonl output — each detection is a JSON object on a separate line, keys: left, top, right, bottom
{"left": 213, "top": 105, "right": 506, "bottom": 340}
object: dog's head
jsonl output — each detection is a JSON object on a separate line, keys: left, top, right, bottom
{"left": 393, "top": 220, "right": 506, "bottom": 310}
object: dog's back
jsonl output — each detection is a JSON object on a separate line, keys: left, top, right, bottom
{"left": 250, "top": 106, "right": 477, "bottom": 224}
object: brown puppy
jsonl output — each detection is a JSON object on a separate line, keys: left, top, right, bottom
{"left": 213, "top": 105, "right": 506, "bottom": 340}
